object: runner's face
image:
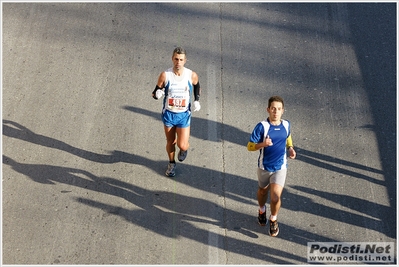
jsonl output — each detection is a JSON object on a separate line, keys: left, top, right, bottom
{"left": 172, "top": 53, "right": 186, "bottom": 71}
{"left": 267, "top": 101, "right": 284, "bottom": 122}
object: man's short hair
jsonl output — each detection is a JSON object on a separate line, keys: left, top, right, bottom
{"left": 173, "top": 47, "right": 186, "bottom": 56}
{"left": 268, "top": 96, "right": 285, "bottom": 108}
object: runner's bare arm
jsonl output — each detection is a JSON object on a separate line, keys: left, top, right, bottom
{"left": 152, "top": 72, "right": 167, "bottom": 99}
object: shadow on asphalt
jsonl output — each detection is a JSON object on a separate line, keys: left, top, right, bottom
{"left": 3, "top": 117, "right": 395, "bottom": 253}
{"left": 347, "top": 3, "right": 397, "bottom": 234}
{"left": 3, "top": 152, "right": 307, "bottom": 263}
{"left": 122, "top": 105, "right": 249, "bottom": 146}
{"left": 2, "top": 2, "right": 396, "bottom": 263}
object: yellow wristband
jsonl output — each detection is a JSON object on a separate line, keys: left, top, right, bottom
{"left": 247, "top": 142, "right": 257, "bottom": 151}
{"left": 286, "top": 134, "right": 293, "bottom": 148}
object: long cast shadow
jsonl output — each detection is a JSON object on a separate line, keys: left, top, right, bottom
{"left": 3, "top": 119, "right": 394, "bottom": 239}
{"left": 3, "top": 120, "right": 121, "bottom": 164}
{"left": 122, "top": 105, "right": 249, "bottom": 145}
{"left": 283, "top": 187, "right": 393, "bottom": 239}
{"left": 347, "top": 3, "right": 396, "bottom": 237}
{"left": 295, "top": 146, "right": 385, "bottom": 186}
{"left": 290, "top": 185, "right": 393, "bottom": 237}
{"left": 120, "top": 108, "right": 388, "bottom": 189}
{"left": 3, "top": 154, "right": 309, "bottom": 264}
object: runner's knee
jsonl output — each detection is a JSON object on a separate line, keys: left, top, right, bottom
{"left": 258, "top": 187, "right": 268, "bottom": 196}
{"left": 270, "top": 193, "right": 281, "bottom": 204}
{"left": 178, "top": 142, "right": 189, "bottom": 151}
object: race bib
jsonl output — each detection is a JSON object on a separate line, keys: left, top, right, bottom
{"left": 168, "top": 97, "right": 187, "bottom": 109}
{"left": 167, "top": 88, "right": 189, "bottom": 112}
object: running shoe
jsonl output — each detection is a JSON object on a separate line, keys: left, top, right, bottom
{"left": 165, "top": 162, "right": 176, "bottom": 177}
{"left": 269, "top": 220, "right": 279, "bottom": 237}
{"left": 178, "top": 150, "right": 188, "bottom": 162}
{"left": 258, "top": 209, "right": 267, "bottom": 226}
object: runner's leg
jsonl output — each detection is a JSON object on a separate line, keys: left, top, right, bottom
{"left": 257, "top": 186, "right": 270, "bottom": 208}
{"left": 176, "top": 126, "right": 190, "bottom": 152}
{"left": 269, "top": 183, "right": 283, "bottom": 216}
{"left": 164, "top": 125, "right": 177, "bottom": 162}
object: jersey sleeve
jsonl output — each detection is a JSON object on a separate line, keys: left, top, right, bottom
{"left": 249, "top": 122, "right": 265, "bottom": 144}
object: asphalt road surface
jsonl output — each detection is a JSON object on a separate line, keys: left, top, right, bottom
{"left": 2, "top": 2, "right": 396, "bottom": 265}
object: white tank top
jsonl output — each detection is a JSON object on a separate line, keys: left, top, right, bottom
{"left": 163, "top": 67, "right": 193, "bottom": 113}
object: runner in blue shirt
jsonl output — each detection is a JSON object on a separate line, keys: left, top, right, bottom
{"left": 247, "top": 96, "right": 296, "bottom": 236}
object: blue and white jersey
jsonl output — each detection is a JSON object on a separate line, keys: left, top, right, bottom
{"left": 249, "top": 119, "right": 291, "bottom": 172}
{"left": 162, "top": 67, "right": 193, "bottom": 113}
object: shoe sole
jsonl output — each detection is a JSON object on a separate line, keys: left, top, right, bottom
{"left": 269, "top": 230, "right": 279, "bottom": 237}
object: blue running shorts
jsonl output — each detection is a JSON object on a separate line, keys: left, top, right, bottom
{"left": 162, "top": 109, "right": 191, "bottom": 128}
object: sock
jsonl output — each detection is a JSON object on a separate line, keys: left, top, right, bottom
{"left": 259, "top": 206, "right": 266, "bottom": 213}
{"left": 270, "top": 215, "right": 277, "bottom": 221}
{"left": 170, "top": 160, "right": 176, "bottom": 164}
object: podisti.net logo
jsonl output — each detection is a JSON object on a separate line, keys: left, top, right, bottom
{"left": 307, "top": 242, "right": 394, "bottom": 263}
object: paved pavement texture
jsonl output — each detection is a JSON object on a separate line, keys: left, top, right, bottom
{"left": 2, "top": 2, "right": 396, "bottom": 265}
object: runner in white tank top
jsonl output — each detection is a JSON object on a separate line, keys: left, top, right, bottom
{"left": 152, "top": 47, "right": 202, "bottom": 177}
{"left": 163, "top": 67, "right": 193, "bottom": 114}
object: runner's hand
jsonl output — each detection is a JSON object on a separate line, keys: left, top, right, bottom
{"left": 193, "top": 101, "right": 201, "bottom": 112}
{"left": 288, "top": 147, "right": 296, "bottom": 159}
{"left": 265, "top": 135, "right": 273, "bottom": 147}
{"left": 155, "top": 89, "right": 165, "bottom": 99}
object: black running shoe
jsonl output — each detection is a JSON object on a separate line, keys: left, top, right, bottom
{"left": 258, "top": 209, "right": 267, "bottom": 226}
